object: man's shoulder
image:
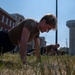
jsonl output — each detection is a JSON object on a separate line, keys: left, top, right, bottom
{"left": 24, "top": 19, "right": 37, "bottom": 28}
{"left": 25, "top": 19, "right": 36, "bottom": 23}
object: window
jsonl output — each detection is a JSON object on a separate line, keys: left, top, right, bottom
{"left": 17, "top": 16, "right": 19, "bottom": 20}
{"left": 6, "top": 18, "right": 8, "bottom": 25}
{"left": 9, "top": 20, "right": 12, "bottom": 26}
{"left": 12, "top": 22, "right": 15, "bottom": 28}
{"left": 15, "top": 16, "right": 17, "bottom": 19}
{"left": 2, "top": 15, "right": 4, "bottom": 23}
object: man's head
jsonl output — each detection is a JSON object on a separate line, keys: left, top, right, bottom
{"left": 39, "top": 14, "right": 57, "bottom": 32}
{"left": 40, "top": 14, "right": 57, "bottom": 27}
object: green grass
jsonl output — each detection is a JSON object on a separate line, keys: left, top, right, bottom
{"left": 0, "top": 53, "right": 75, "bottom": 75}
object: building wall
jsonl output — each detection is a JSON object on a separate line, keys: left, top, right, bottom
{"left": 10, "top": 13, "right": 25, "bottom": 25}
{"left": 0, "top": 8, "right": 16, "bottom": 30}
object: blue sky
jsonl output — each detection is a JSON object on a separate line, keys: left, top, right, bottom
{"left": 0, "top": 0, "right": 75, "bottom": 47}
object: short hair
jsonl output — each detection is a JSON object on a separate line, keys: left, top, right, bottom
{"left": 40, "top": 14, "right": 57, "bottom": 29}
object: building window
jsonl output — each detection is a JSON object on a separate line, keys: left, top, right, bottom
{"left": 12, "top": 22, "right": 15, "bottom": 28}
{"left": 2, "top": 15, "right": 4, "bottom": 23}
{"left": 14, "top": 16, "right": 17, "bottom": 19}
{"left": 17, "top": 16, "right": 19, "bottom": 20}
{"left": 9, "top": 20, "right": 12, "bottom": 26}
{"left": 6, "top": 18, "right": 8, "bottom": 25}
{"left": 13, "top": 16, "right": 15, "bottom": 18}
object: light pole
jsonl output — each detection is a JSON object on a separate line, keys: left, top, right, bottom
{"left": 55, "top": 0, "right": 58, "bottom": 44}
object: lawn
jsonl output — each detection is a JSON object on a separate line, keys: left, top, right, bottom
{"left": 0, "top": 53, "right": 75, "bottom": 75}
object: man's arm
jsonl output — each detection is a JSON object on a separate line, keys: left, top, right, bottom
{"left": 34, "top": 38, "right": 41, "bottom": 61}
{"left": 20, "top": 27, "right": 30, "bottom": 64}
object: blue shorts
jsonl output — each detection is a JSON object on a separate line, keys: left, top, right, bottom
{"left": 0, "top": 31, "right": 15, "bottom": 53}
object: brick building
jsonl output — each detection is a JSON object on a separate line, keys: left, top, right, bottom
{"left": 0, "top": 7, "right": 16, "bottom": 30}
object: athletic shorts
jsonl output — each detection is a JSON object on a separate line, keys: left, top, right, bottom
{"left": 0, "top": 31, "right": 15, "bottom": 53}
